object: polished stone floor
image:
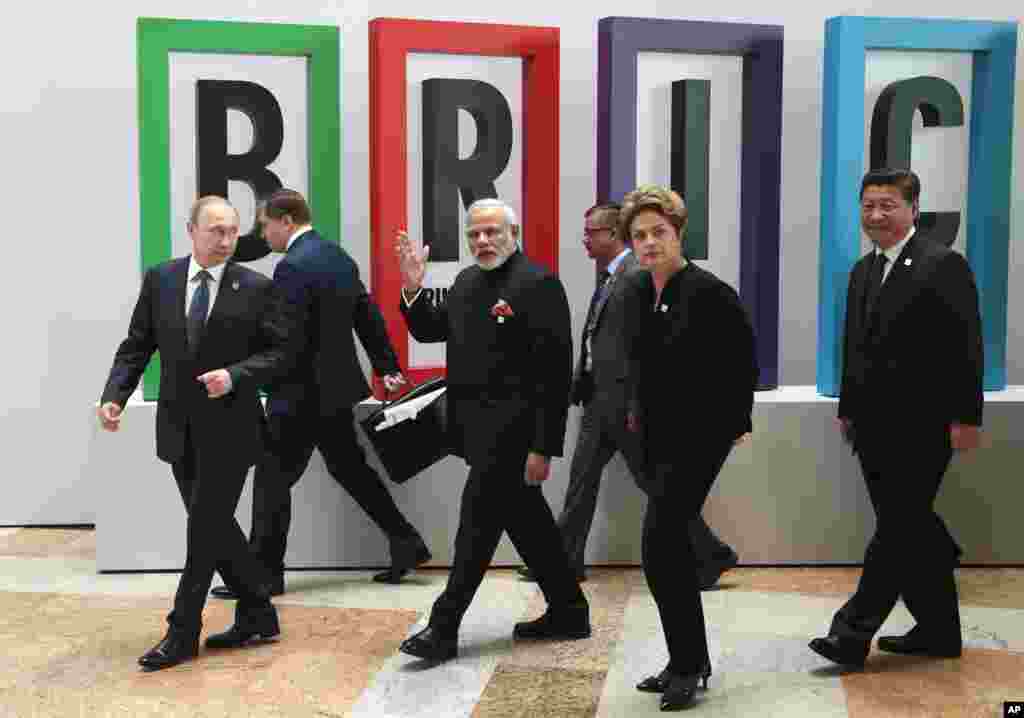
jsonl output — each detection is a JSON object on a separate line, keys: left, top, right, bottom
{"left": 1, "top": 527, "right": 1021, "bottom": 717}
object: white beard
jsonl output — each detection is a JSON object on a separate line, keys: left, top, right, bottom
{"left": 475, "top": 243, "right": 516, "bottom": 271}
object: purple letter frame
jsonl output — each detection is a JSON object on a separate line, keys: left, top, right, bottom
{"left": 597, "top": 17, "right": 783, "bottom": 389}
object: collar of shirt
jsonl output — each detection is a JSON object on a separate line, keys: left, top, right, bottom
{"left": 286, "top": 225, "right": 313, "bottom": 252}
{"left": 605, "top": 247, "right": 632, "bottom": 277}
{"left": 188, "top": 255, "right": 227, "bottom": 285}
{"left": 877, "top": 226, "right": 915, "bottom": 265}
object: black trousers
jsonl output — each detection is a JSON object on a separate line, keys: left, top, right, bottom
{"left": 643, "top": 439, "right": 734, "bottom": 676}
{"left": 429, "top": 455, "right": 587, "bottom": 633}
{"left": 561, "top": 394, "right": 734, "bottom": 572}
{"left": 249, "top": 406, "right": 417, "bottom": 576}
{"left": 830, "top": 422, "right": 961, "bottom": 644}
{"left": 169, "top": 426, "right": 272, "bottom": 635}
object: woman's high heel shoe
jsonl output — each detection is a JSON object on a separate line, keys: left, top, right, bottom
{"left": 636, "top": 661, "right": 711, "bottom": 692}
{"left": 660, "top": 673, "right": 701, "bottom": 711}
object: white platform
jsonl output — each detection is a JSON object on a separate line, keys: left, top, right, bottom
{"left": 91, "top": 387, "right": 1024, "bottom": 571}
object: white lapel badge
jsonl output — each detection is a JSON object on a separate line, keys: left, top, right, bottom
{"left": 232, "top": 280, "right": 240, "bottom": 291}
{"left": 903, "top": 258, "right": 912, "bottom": 267}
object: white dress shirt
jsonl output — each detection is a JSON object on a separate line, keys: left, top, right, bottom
{"left": 874, "top": 226, "right": 915, "bottom": 285}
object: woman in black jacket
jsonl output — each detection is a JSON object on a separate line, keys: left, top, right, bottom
{"left": 622, "top": 185, "right": 758, "bottom": 711}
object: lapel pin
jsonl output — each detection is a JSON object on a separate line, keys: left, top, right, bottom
{"left": 232, "top": 280, "right": 240, "bottom": 290}
{"left": 903, "top": 258, "right": 912, "bottom": 267}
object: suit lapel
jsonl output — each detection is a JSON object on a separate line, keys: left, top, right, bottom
{"left": 202, "top": 263, "right": 243, "bottom": 347}
{"left": 869, "top": 236, "right": 921, "bottom": 342}
{"left": 591, "top": 252, "right": 634, "bottom": 332}
{"left": 874, "top": 236, "right": 918, "bottom": 315}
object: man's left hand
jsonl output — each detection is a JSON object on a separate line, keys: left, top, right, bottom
{"left": 197, "top": 369, "right": 233, "bottom": 398}
{"left": 525, "top": 452, "right": 551, "bottom": 486}
{"left": 950, "top": 423, "right": 982, "bottom": 451}
{"left": 382, "top": 373, "right": 407, "bottom": 393}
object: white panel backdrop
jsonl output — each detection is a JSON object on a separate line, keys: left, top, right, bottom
{"left": 0, "top": 1, "right": 1020, "bottom": 525}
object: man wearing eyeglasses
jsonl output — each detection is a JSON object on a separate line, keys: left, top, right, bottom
{"left": 516, "top": 202, "right": 738, "bottom": 588}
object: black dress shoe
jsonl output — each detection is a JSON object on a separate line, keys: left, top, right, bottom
{"left": 637, "top": 662, "right": 711, "bottom": 692}
{"left": 877, "top": 627, "right": 961, "bottom": 658}
{"left": 513, "top": 601, "right": 591, "bottom": 640}
{"left": 697, "top": 549, "right": 738, "bottom": 590}
{"left": 517, "top": 566, "right": 587, "bottom": 583}
{"left": 205, "top": 606, "right": 281, "bottom": 649}
{"left": 210, "top": 575, "right": 284, "bottom": 600}
{"left": 138, "top": 630, "right": 199, "bottom": 670}
{"left": 660, "top": 673, "right": 701, "bottom": 711}
{"left": 808, "top": 635, "right": 869, "bottom": 668}
{"left": 374, "top": 535, "right": 432, "bottom": 584}
{"left": 399, "top": 625, "right": 458, "bottom": 662}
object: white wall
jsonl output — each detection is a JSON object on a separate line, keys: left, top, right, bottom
{"left": 1, "top": 0, "right": 1021, "bottom": 523}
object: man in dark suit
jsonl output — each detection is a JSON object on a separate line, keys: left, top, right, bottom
{"left": 210, "top": 189, "right": 431, "bottom": 600}
{"left": 809, "top": 168, "right": 984, "bottom": 668}
{"left": 393, "top": 198, "right": 590, "bottom": 662}
{"left": 517, "top": 202, "right": 738, "bottom": 588}
{"left": 98, "top": 196, "right": 293, "bottom": 670}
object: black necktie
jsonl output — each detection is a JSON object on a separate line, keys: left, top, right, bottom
{"left": 580, "top": 270, "right": 611, "bottom": 369}
{"left": 863, "top": 252, "right": 888, "bottom": 321}
{"left": 585, "top": 271, "right": 611, "bottom": 329}
{"left": 186, "top": 270, "right": 212, "bottom": 350}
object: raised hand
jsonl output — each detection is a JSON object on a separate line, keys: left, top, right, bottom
{"left": 395, "top": 229, "right": 430, "bottom": 296}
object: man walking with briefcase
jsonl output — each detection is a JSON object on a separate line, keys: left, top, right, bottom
{"left": 211, "top": 189, "right": 432, "bottom": 606}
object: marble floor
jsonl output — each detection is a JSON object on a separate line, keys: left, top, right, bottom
{"left": 1, "top": 527, "right": 1022, "bottom": 717}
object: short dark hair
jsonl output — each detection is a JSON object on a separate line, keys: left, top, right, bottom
{"left": 860, "top": 167, "right": 920, "bottom": 205}
{"left": 585, "top": 202, "right": 624, "bottom": 242}
{"left": 260, "top": 188, "right": 312, "bottom": 225}
{"left": 584, "top": 202, "right": 621, "bottom": 221}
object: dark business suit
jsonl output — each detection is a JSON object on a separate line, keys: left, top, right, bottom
{"left": 830, "top": 233, "right": 983, "bottom": 646}
{"left": 100, "top": 257, "right": 291, "bottom": 635}
{"left": 627, "top": 263, "right": 757, "bottom": 676}
{"left": 238, "top": 230, "right": 420, "bottom": 578}
{"left": 400, "top": 249, "right": 586, "bottom": 632}
{"left": 561, "top": 251, "right": 735, "bottom": 575}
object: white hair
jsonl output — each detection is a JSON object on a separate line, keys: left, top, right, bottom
{"left": 466, "top": 197, "right": 519, "bottom": 231}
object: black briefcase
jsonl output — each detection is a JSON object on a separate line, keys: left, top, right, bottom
{"left": 358, "top": 377, "right": 449, "bottom": 484}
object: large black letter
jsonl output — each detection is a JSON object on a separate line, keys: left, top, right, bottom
{"left": 671, "top": 80, "right": 710, "bottom": 260}
{"left": 422, "top": 79, "right": 513, "bottom": 261}
{"left": 196, "top": 79, "right": 284, "bottom": 251}
{"left": 869, "top": 76, "right": 964, "bottom": 247}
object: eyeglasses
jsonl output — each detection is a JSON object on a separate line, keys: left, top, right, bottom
{"left": 583, "top": 226, "right": 615, "bottom": 239}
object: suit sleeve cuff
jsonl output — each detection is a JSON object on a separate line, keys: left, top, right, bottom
{"left": 226, "top": 367, "right": 240, "bottom": 393}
